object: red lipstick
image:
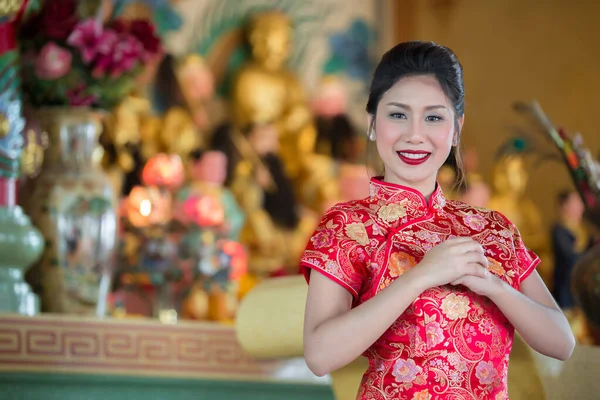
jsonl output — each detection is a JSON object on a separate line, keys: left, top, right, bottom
{"left": 397, "top": 150, "right": 431, "bottom": 166}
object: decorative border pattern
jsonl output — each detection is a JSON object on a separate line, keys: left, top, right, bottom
{"left": 0, "top": 314, "right": 313, "bottom": 382}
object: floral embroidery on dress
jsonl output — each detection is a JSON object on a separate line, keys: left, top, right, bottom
{"left": 300, "top": 177, "right": 540, "bottom": 400}
{"left": 389, "top": 252, "right": 417, "bottom": 277}
{"left": 411, "top": 389, "right": 432, "bottom": 400}
{"left": 377, "top": 202, "right": 407, "bottom": 223}
{"left": 475, "top": 361, "right": 498, "bottom": 385}
{"left": 478, "top": 317, "right": 494, "bottom": 335}
{"left": 425, "top": 320, "right": 445, "bottom": 347}
{"left": 463, "top": 211, "right": 488, "bottom": 231}
{"left": 392, "top": 358, "right": 422, "bottom": 383}
{"left": 487, "top": 257, "right": 505, "bottom": 276}
{"left": 311, "top": 228, "right": 334, "bottom": 249}
{"left": 345, "top": 222, "right": 369, "bottom": 245}
{"left": 441, "top": 293, "right": 470, "bottom": 320}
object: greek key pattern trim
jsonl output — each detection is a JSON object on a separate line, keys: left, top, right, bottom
{"left": 0, "top": 315, "right": 285, "bottom": 380}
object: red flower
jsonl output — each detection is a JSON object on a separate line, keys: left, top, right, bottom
{"left": 108, "top": 19, "right": 129, "bottom": 35}
{"left": 129, "top": 19, "right": 162, "bottom": 58}
{"left": 40, "top": 0, "right": 79, "bottom": 40}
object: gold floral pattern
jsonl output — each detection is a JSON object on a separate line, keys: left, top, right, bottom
{"left": 441, "top": 293, "right": 471, "bottom": 320}
{"left": 377, "top": 202, "right": 407, "bottom": 223}
{"left": 300, "top": 177, "right": 540, "bottom": 399}
{"left": 345, "top": 222, "right": 369, "bottom": 246}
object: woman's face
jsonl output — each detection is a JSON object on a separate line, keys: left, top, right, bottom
{"left": 371, "top": 75, "right": 461, "bottom": 196}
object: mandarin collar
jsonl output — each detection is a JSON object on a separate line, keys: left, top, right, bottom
{"left": 368, "top": 177, "right": 446, "bottom": 225}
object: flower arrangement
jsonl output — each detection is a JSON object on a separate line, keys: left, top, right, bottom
{"left": 17, "top": 0, "right": 163, "bottom": 110}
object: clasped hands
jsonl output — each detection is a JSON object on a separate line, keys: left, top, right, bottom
{"left": 414, "top": 237, "right": 506, "bottom": 298}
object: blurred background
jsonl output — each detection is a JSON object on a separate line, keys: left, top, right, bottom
{"left": 0, "top": 1, "right": 598, "bottom": 399}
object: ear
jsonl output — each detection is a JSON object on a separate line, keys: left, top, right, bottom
{"left": 366, "top": 113, "right": 375, "bottom": 131}
{"left": 453, "top": 115, "right": 465, "bottom": 147}
{"left": 366, "top": 113, "right": 376, "bottom": 140}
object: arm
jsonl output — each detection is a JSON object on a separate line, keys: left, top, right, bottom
{"left": 303, "top": 237, "right": 489, "bottom": 376}
{"left": 489, "top": 270, "right": 575, "bottom": 360}
{"left": 303, "top": 267, "right": 428, "bottom": 377}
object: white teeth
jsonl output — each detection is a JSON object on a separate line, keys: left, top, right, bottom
{"left": 399, "top": 152, "right": 429, "bottom": 159}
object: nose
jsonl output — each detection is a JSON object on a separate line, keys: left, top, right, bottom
{"left": 403, "top": 119, "right": 426, "bottom": 144}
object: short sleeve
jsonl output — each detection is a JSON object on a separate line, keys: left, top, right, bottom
{"left": 510, "top": 222, "right": 541, "bottom": 286}
{"left": 299, "top": 207, "right": 368, "bottom": 300}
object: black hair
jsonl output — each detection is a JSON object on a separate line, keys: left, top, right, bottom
{"left": 556, "top": 189, "right": 577, "bottom": 207}
{"left": 366, "top": 41, "right": 466, "bottom": 188}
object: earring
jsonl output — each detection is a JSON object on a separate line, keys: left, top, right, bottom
{"left": 368, "top": 130, "right": 376, "bottom": 141}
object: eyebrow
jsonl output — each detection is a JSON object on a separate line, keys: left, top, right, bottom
{"left": 386, "top": 102, "right": 448, "bottom": 111}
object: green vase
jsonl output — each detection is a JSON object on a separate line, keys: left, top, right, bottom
{"left": 0, "top": 205, "right": 43, "bottom": 314}
{"left": 0, "top": 20, "right": 44, "bottom": 315}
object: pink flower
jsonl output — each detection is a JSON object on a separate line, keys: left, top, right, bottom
{"left": 93, "top": 35, "right": 143, "bottom": 78}
{"left": 392, "top": 358, "right": 422, "bottom": 383}
{"left": 66, "top": 84, "right": 97, "bottom": 107}
{"left": 475, "top": 361, "right": 497, "bottom": 385}
{"left": 464, "top": 213, "right": 487, "bottom": 231}
{"left": 67, "top": 19, "right": 117, "bottom": 64}
{"left": 34, "top": 43, "right": 72, "bottom": 79}
{"left": 426, "top": 322, "right": 444, "bottom": 347}
{"left": 183, "top": 194, "right": 224, "bottom": 228}
{"left": 311, "top": 229, "right": 334, "bottom": 249}
{"left": 478, "top": 317, "right": 494, "bottom": 335}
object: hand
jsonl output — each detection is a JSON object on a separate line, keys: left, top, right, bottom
{"left": 413, "top": 237, "right": 489, "bottom": 289}
{"left": 450, "top": 271, "right": 507, "bottom": 299}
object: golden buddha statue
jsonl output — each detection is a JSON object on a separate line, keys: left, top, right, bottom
{"left": 231, "top": 11, "right": 338, "bottom": 213}
{"left": 488, "top": 155, "right": 552, "bottom": 283}
{"left": 229, "top": 123, "right": 317, "bottom": 279}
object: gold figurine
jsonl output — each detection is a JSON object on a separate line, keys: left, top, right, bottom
{"left": 231, "top": 11, "right": 339, "bottom": 213}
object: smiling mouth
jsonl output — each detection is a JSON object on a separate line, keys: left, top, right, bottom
{"left": 397, "top": 151, "right": 431, "bottom": 165}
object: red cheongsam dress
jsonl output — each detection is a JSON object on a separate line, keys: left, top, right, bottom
{"left": 300, "top": 177, "right": 540, "bottom": 400}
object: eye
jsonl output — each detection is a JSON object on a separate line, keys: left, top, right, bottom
{"left": 426, "top": 115, "right": 443, "bottom": 122}
{"left": 390, "top": 113, "right": 407, "bottom": 119}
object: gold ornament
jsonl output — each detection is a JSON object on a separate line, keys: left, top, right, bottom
{"left": 0, "top": 0, "right": 22, "bottom": 19}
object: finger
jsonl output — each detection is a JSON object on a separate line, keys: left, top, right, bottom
{"left": 450, "top": 278, "right": 464, "bottom": 286}
{"left": 451, "top": 241, "right": 484, "bottom": 255}
{"left": 465, "top": 252, "right": 489, "bottom": 268}
{"left": 444, "top": 236, "right": 475, "bottom": 246}
{"left": 465, "top": 262, "right": 489, "bottom": 278}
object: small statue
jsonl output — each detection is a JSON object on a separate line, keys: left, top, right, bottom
{"left": 229, "top": 123, "right": 317, "bottom": 278}
{"left": 175, "top": 150, "right": 245, "bottom": 241}
{"left": 173, "top": 150, "right": 247, "bottom": 322}
{"left": 231, "top": 11, "right": 338, "bottom": 213}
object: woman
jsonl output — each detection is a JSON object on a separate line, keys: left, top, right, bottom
{"left": 551, "top": 189, "right": 592, "bottom": 309}
{"left": 301, "top": 41, "right": 574, "bottom": 399}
